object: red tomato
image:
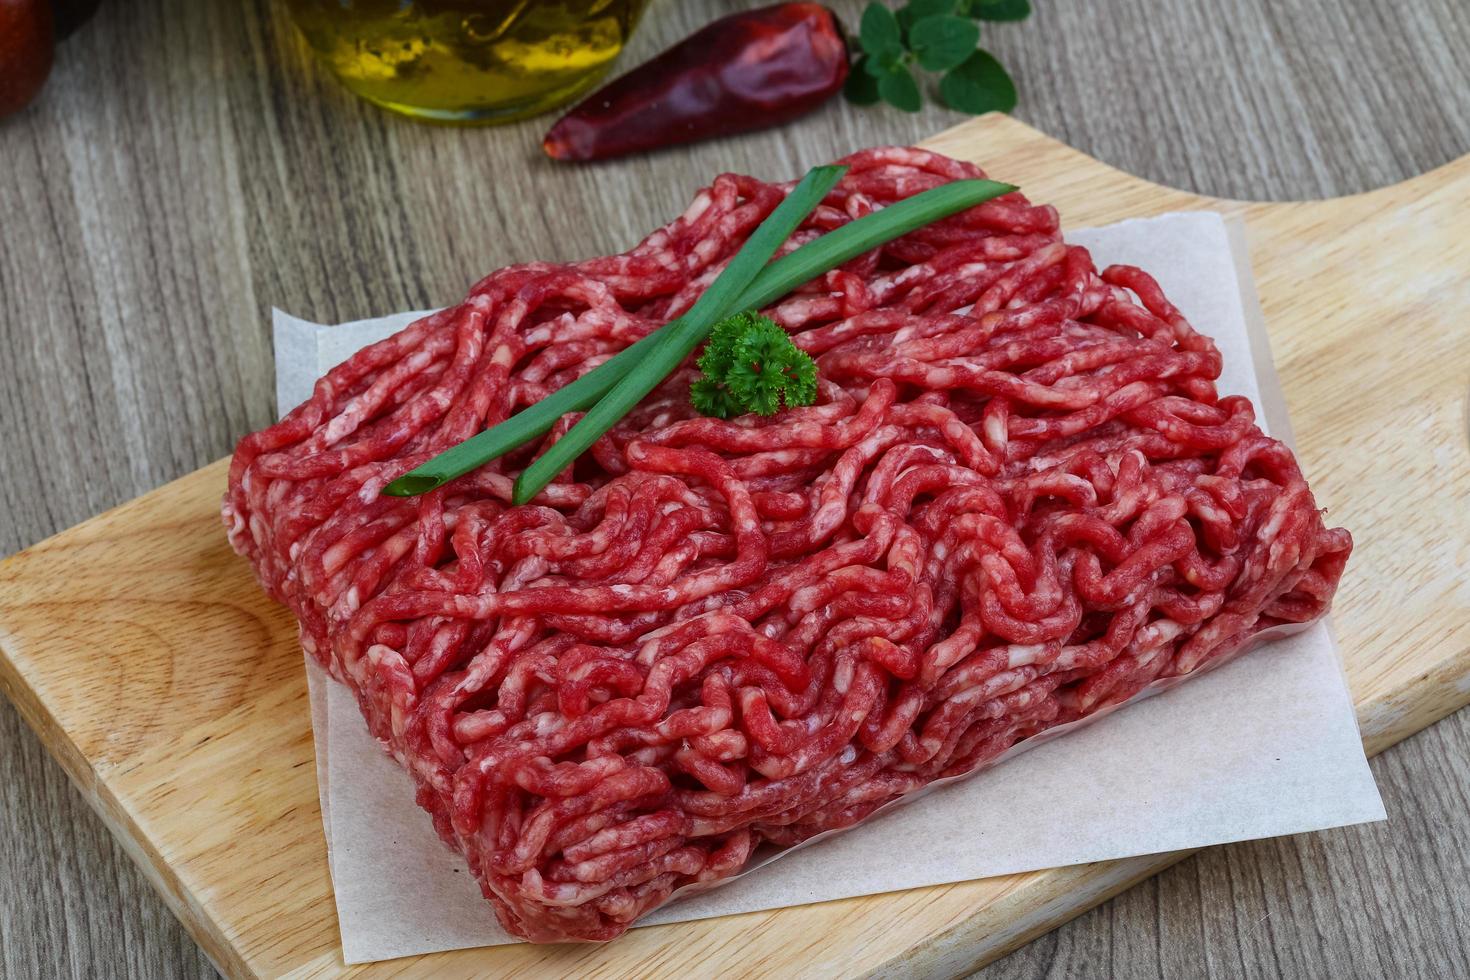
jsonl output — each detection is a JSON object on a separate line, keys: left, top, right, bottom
{"left": 0, "top": 0, "right": 56, "bottom": 118}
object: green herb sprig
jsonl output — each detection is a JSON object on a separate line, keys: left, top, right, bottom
{"left": 691, "top": 312, "right": 818, "bottom": 419}
{"left": 846, "top": 0, "right": 1029, "bottom": 115}
{"left": 382, "top": 176, "right": 1017, "bottom": 501}
{"left": 383, "top": 165, "right": 846, "bottom": 498}
{"left": 509, "top": 164, "right": 849, "bottom": 505}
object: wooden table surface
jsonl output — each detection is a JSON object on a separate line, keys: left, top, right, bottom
{"left": 2, "top": 1, "right": 1467, "bottom": 977}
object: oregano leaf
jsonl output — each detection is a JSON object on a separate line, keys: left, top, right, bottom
{"left": 860, "top": 3, "right": 904, "bottom": 59}
{"left": 864, "top": 45, "right": 905, "bottom": 75}
{"left": 910, "top": 14, "right": 981, "bottom": 72}
{"left": 939, "top": 49, "right": 1017, "bottom": 114}
{"left": 878, "top": 65, "right": 922, "bottom": 112}
{"left": 899, "top": 0, "right": 959, "bottom": 33}
{"left": 851, "top": 1, "right": 1027, "bottom": 116}
{"left": 845, "top": 57, "right": 883, "bottom": 104}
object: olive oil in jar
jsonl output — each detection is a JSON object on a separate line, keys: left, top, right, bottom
{"left": 285, "top": 0, "right": 650, "bottom": 124}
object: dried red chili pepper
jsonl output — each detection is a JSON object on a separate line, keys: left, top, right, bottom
{"left": 543, "top": 3, "right": 849, "bottom": 162}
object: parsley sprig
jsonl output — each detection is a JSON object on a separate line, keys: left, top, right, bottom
{"left": 846, "top": 0, "right": 1029, "bottom": 115}
{"left": 691, "top": 312, "right": 818, "bottom": 419}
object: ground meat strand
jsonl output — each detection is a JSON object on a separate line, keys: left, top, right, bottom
{"left": 224, "top": 147, "right": 1351, "bottom": 943}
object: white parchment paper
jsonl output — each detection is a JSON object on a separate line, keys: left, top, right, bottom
{"left": 280, "top": 213, "right": 1383, "bottom": 964}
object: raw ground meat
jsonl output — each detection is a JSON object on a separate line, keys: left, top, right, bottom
{"left": 224, "top": 147, "right": 1351, "bottom": 943}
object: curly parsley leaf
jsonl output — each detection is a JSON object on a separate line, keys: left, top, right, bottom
{"left": 692, "top": 312, "right": 818, "bottom": 419}
{"left": 690, "top": 377, "right": 740, "bottom": 419}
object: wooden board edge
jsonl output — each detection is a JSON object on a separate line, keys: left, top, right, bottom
{"left": 869, "top": 851, "right": 1195, "bottom": 979}
{"left": 0, "top": 457, "right": 234, "bottom": 564}
{"left": 1356, "top": 644, "right": 1470, "bottom": 758}
{"left": 935, "top": 113, "right": 1469, "bottom": 214}
{"left": 0, "top": 626, "right": 254, "bottom": 980}
{"left": 923, "top": 115, "right": 1207, "bottom": 201}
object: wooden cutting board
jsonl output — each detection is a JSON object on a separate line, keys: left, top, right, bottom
{"left": 2, "top": 114, "right": 1467, "bottom": 979}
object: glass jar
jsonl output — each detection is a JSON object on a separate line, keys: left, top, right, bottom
{"left": 285, "top": 0, "right": 650, "bottom": 124}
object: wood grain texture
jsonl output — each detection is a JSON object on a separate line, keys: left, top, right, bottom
{"left": 4, "top": 112, "right": 1469, "bottom": 979}
{"left": 2, "top": 1, "right": 1468, "bottom": 977}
